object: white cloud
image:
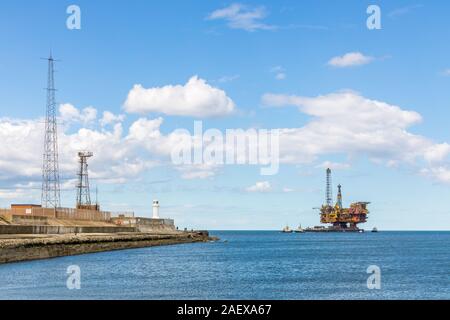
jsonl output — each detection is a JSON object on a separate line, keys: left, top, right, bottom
{"left": 175, "top": 164, "right": 218, "bottom": 180}
{"left": 82, "top": 107, "right": 98, "bottom": 124}
{"left": 216, "top": 75, "right": 240, "bottom": 83}
{"left": 420, "top": 166, "right": 450, "bottom": 184}
{"left": 100, "top": 111, "right": 125, "bottom": 126}
{"left": 328, "top": 52, "right": 374, "bottom": 68}
{"left": 0, "top": 188, "right": 38, "bottom": 201}
{"left": 270, "top": 66, "right": 286, "bottom": 80}
{"left": 59, "top": 103, "right": 79, "bottom": 121}
{"left": 262, "top": 91, "right": 450, "bottom": 183}
{"left": 442, "top": 69, "right": 450, "bottom": 76}
{"left": 270, "top": 66, "right": 283, "bottom": 72}
{"left": 3, "top": 87, "right": 450, "bottom": 201}
{"left": 275, "top": 73, "right": 286, "bottom": 80}
{"left": 59, "top": 103, "right": 97, "bottom": 124}
{"left": 282, "top": 187, "right": 295, "bottom": 193}
{"left": 0, "top": 109, "right": 176, "bottom": 187}
{"left": 0, "top": 119, "right": 45, "bottom": 179}
{"left": 423, "top": 144, "right": 450, "bottom": 163}
{"left": 246, "top": 181, "right": 272, "bottom": 192}
{"left": 207, "top": 3, "right": 275, "bottom": 32}
{"left": 0, "top": 103, "right": 236, "bottom": 202}
{"left": 388, "top": 4, "right": 423, "bottom": 18}
{"left": 127, "top": 117, "right": 164, "bottom": 141}
{"left": 124, "top": 76, "right": 236, "bottom": 117}
{"left": 317, "top": 161, "right": 351, "bottom": 170}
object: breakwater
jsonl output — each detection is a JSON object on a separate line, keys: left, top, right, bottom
{"left": 0, "top": 224, "right": 135, "bottom": 235}
{"left": 0, "top": 231, "right": 214, "bottom": 264}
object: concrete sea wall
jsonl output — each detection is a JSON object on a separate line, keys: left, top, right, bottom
{"left": 0, "top": 224, "right": 135, "bottom": 235}
{"left": 110, "top": 217, "right": 176, "bottom": 232}
{"left": 0, "top": 231, "right": 213, "bottom": 264}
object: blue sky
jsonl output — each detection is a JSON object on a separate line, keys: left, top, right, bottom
{"left": 1, "top": 0, "right": 450, "bottom": 230}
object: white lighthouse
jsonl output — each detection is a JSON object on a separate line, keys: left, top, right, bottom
{"left": 152, "top": 200, "right": 160, "bottom": 219}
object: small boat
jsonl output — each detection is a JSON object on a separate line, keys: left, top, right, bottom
{"left": 371, "top": 227, "right": 378, "bottom": 233}
{"left": 282, "top": 225, "right": 293, "bottom": 233}
{"left": 294, "top": 224, "right": 305, "bottom": 233}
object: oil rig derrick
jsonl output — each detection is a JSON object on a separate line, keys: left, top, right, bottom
{"left": 326, "top": 168, "right": 333, "bottom": 206}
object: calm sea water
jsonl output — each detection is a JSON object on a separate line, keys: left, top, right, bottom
{"left": 0, "top": 231, "right": 448, "bottom": 300}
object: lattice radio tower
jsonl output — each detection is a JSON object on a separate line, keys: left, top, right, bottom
{"left": 76, "top": 151, "right": 93, "bottom": 208}
{"left": 41, "top": 54, "right": 61, "bottom": 208}
{"left": 326, "top": 168, "right": 333, "bottom": 206}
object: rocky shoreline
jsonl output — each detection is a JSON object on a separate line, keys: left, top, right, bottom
{"left": 0, "top": 231, "right": 216, "bottom": 264}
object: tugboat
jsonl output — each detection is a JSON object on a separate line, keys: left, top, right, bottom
{"left": 282, "top": 225, "right": 293, "bottom": 233}
{"left": 294, "top": 224, "right": 305, "bottom": 233}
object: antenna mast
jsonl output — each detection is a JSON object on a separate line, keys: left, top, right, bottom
{"left": 41, "top": 53, "right": 61, "bottom": 208}
{"left": 76, "top": 151, "right": 93, "bottom": 209}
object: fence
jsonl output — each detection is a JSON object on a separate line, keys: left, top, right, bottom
{"left": 0, "top": 207, "right": 55, "bottom": 218}
{"left": 55, "top": 208, "right": 111, "bottom": 221}
{"left": 0, "top": 207, "right": 112, "bottom": 222}
{"left": 111, "top": 212, "right": 135, "bottom": 218}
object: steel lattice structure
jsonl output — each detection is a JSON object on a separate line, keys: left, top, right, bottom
{"left": 41, "top": 54, "right": 61, "bottom": 208}
{"left": 76, "top": 151, "right": 93, "bottom": 207}
{"left": 326, "top": 168, "right": 333, "bottom": 206}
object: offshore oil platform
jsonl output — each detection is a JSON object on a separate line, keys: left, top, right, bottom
{"left": 305, "top": 168, "right": 370, "bottom": 233}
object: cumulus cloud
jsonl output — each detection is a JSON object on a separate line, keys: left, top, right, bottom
{"left": 3, "top": 88, "right": 450, "bottom": 201}
{"left": 0, "top": 105, "right": 209, "bottom": 194}
{"left": 0, "top": 119, "right": 44, "bottom": 179}
{"left": 262, "top": 91, "right": 450, "bottom": 182}
{"left": 328, "top": 52, "right": 374, "bottom": 68}
{"left": 246, "top": 181, "right": 272, "bottom": 192}
{"left": 207, "top": 3, "right": 275, "bottom": 32}
{"left": 420, "top": 166, "right": 450, "bottom": 184}
{"left": 423, "top": 144, "right": 450, "bottom": 163}
{"left": 59, "top": 103, "right": 97, "bottom": 124}
{"left": 124, "top": 76, "right": 236, "bottom": 117}
{"left": 100, "top": 111, "right": 125, "bottom": 127}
